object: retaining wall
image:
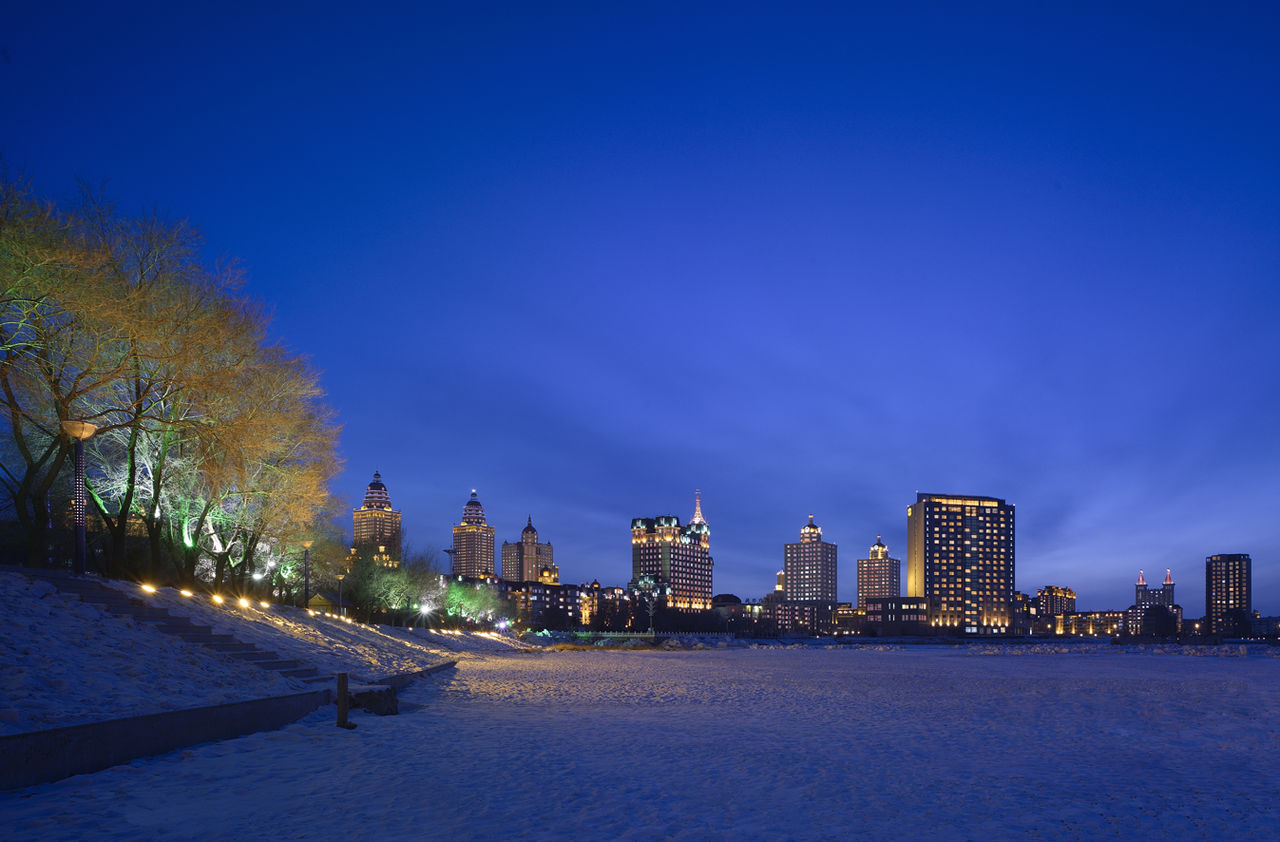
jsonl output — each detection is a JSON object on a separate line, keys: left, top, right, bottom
{"left": 1, "top": 687, "right": 331, "bottom": 791}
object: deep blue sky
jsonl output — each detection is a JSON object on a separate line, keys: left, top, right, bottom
{"left": 5, "top": 2, "right": 1278, "bottom": 613}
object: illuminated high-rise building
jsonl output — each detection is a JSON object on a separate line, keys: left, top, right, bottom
{"left": 907, "top": 493, "right": 1015, "bottom": 633}
{"left": 856, "top": 536, "right": 900, "bottom": 610}
{"left": 1127, "top": 568, "right": 1181, "bottom": 635}
{"left": 451, "top": 490, "right": 495, "bottom": 577}
{"left": 352, "top": 471, "right": 401, "bottom": 566}
{"left": 1134, "top": 568, "right": 1175, "bottom": 609}
{"left": 1036, "top": 585, "right": 1076, "bottom": 617}
{"left": 1205, "top": 553, "right": 1252, "bottom": 635}
{"left": 501, "top": 516, "right": 556, "bottom": 583}
{"left": 784, "top": 515, "right": 837, "bottom": 603}
{"left": 628, "top": 491, "right": 713, "bottom": 611}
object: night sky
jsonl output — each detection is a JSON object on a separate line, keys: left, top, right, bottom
{"left": 5, "top": 2, "right": 1278, "bottom": 613}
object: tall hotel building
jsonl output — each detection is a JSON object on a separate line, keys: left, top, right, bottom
{"left": 907, "top": 493, "right": 1015, "bottom": 633}
{"left": 1127, "top": 569, "right": 1181, "bottom": 635}
{"left": 1205, "top": 553, "right": 1252, "bottom": 635}
{"left": 628, "top": 492, "right": 713, "bottom": 611}
{"left": 451, "top": 491, "right": 496, "bottom": 577}
{"left": 352, "top": 471, "right": 402, "bottom": 566}
{"left": 1037, "top": 585, "right": 1076, "bottom": 617}
{"left": 501, "top": 516, "right": 556, "bottom": 583}
{"left": 856, "top": 536, "right": 900, "bottom": 609}
{"left": 783, "top": 515, "right": 838, "bottom": 603}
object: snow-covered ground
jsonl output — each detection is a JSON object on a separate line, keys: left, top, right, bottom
{"left": 99, "top": 577, "right": 529, "bottom": 675}
{"left": 4, "top": 646, "right": 1278, "bottom": 840}
{"left": 0, "top": 570, "right": 518, "bottom": 736}
{"left": 0, "top": 572, "right": 302, "bottom": 735}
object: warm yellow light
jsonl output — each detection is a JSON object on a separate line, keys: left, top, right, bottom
{"left": 259, "top": 601, "right": 270, "bottom": 608}
{"left": 141, "top": 584, "right": 157, "bottom": 593}
{"left": 212, "top": 595, "right": 224, "bottom": 604}
{"left": 180, "top": 589, "right": 194, "bottom": 597}
{"left": 238, "top": 598, "right": 250, "bottom": 608}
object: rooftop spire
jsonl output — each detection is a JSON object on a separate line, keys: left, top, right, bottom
{"left": 1164, "top": 568, "right": 1173, "bottom": 585}
{"left": 690, "top": 489, "right": 706, "bottom": 525}
{"left": 1137, "top": 569, "right": 1146, "bottom": 586}
{"left": 361, "top": 471, "right": 392, "bottom": 509}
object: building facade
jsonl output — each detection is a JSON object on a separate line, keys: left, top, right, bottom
{"left": 1061, "top": 611, "right": 1125, "bottom": 637}
{"left": 784, "top": 515, "right": 838, "bottom": 603}
{"left": 1205, "top": 553, "right": 1252, "bottom": 635}
{"left": 864, "top": 597, "right": 929, "bottom": 636}
{"left": 497, "top": 578, "right": 579, "bottom": 629}
{"left": 856, "top": 536, "right": 900, "bottom": 610}
{"left": 1037, "top": 585, "right": 1076, "bottom": 618}
{"left": 451, "top": 491, "right": 496, "bottom": 577}
{"left": 907, "top": 493, "right": 1015, "bottom": 634}
{"left": 628, "top": 492, "right": 713, "bottom": 611}
{"left": 762, "top": 593, "right": 836, "bottom": 635}
{"left": 352, "top": 471, "right": 402, "bottom": 566}
{"left": 1126, "top": 569, "right": 1182, "bottom": 635}
{"left": 501, "top": 516, "right": 556, "bottom": 583}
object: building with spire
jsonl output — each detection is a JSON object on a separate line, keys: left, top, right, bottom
{"left": 451, "top": 490, "right": 496, "bottom": 577}
{"left": 1126, "top": 568, "right": 1181, "bottom": 636}
{"left": 501, "top": 516, "right": 557, "bottom": 583}
{"left": 628, "top": 491, "right": 713, "bottom": 612}
{"left": 784, "top": 515, "right": 838, "bottom": 603}
{"left": 352, "top": 471, "right": 401, "bottom": 567}
{"left": 856, "top": 536, "right": 900, "bottom": 610}
{"left": 763, "top": 513, "right": 839, "bottom": 635}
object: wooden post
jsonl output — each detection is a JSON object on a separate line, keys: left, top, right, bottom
{"left": 336, "top": 672, "right": 357, "bottom": 729}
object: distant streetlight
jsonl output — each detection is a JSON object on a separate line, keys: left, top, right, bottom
{"left": 301, "top": 540, "right": 314, "bottom": 609}
{"left": 61, "top": 421, "right": 98, "bottom": 575}
{"left": 337, "top": 572, "right": 346, "bottom": 618}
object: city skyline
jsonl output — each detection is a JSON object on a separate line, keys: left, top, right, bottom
{"left": 404, "top": 478, "right": 1268, "bottom": 617}
{"left": 4, "top": 4, "right": 1277, "bottom": 613}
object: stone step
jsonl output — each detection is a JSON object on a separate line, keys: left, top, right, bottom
{"left": 175, "top": 637, "right": 222, "bottom": 647}
{"left": 254, "top": 659, "right": 302, "bottom": 671}
{"left": 228, "top": 650, "right": 279, "bottom": 661}
{"left": 207, "top": 642, "right": 257, "bottom": 653}
{"left": 281, "top": 666, "right": 318, "bottom": 678}
{"left": 301, "top": 674, "right": 332, "bottom": 684}
{"left": 70, "top": 593, "right": 135, "bottom": 606}
{"left": 158, "top": 624, "right": 213, "bottom": 636}
{"left": 193, "top": 634, "right": 236, "bottom": 644}
{"left": 60, "top": 588, "right": 131, "bottom": 599}
{"left": 129, "top": 612, "right": 177, "bottom": 623}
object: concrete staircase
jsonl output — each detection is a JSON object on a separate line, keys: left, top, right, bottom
{"left": 23, "top": 570, "right": 330, "bottom": 685}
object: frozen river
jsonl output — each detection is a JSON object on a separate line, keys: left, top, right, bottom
{"left": 4, "top": 645, "right": 1278, "bottom": 840}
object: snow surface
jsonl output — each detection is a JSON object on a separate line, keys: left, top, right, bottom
{"left": 98, "top": 577, "right": 529, "bottom": 677}
{"left": 4, "top": 645, "right": 1278, "bottom": 840}
{"left": 0, "top": 571, "right": 508, "bottom": 736}
{"left": 0, "top": 572, "right": 300, "bottom": 735}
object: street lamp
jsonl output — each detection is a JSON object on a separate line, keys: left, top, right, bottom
{"left": 301, "top": 540, "right": 314, "bottom": 609}
{"left": 61, "top": 420, "right": 98, "bottom": 575}
{"left": 336, "top": 572, "right": 346, "bottom": 618}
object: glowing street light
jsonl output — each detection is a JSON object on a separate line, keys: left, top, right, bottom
{"left": 61, "top": 420, "right": 98, "bottom": 575}
{"left": 336, "top": 572, "right": 346, "bottom": 618}
{"left": 301, "top": 539, "right": 314, "bottom": 610}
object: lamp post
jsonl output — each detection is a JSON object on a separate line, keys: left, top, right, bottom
{"left": 337, "top": 573, "right": 346, "bottom": 618}
{"left": 61, "top": 421, "right": 98, "bottom": 575}
{"left": 301, "top": 540, "right": 313, "bottom": 609}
